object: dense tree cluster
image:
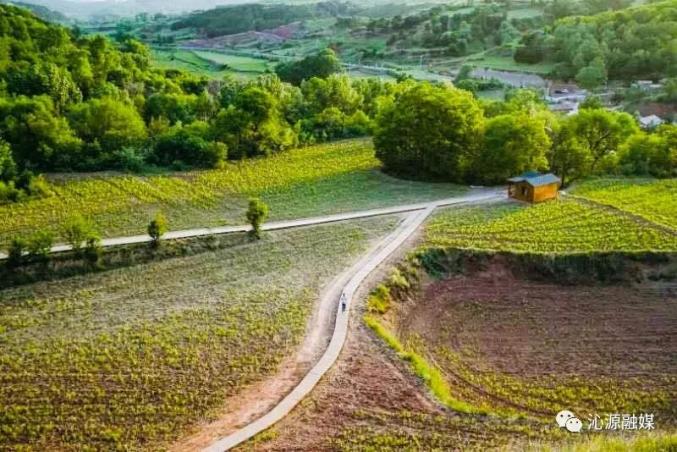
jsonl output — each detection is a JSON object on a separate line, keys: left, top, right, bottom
{"left": 374, "top": 83, "right": 676, "bottom": 186}
{"left": 367, "top": 4, "right": 540, "bottom": 57}
{"left": 0, "top": 5, "right": 393, "bottom": 202}
{"left": 275, "top": 49, "right": 343, "bottom": 86}
{"left": 170, "top": 1, "right": 354, "bottom": 38}
{"left": 516, "top": 0, "right": 677, "bottom": 86}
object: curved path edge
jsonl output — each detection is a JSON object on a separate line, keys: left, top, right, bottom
{"left": 204, "top": 191, "right": 502, "bottom": 451}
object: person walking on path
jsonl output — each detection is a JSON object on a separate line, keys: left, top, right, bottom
{"left": 340, "top": 293, "right": 347, "bottom": 313}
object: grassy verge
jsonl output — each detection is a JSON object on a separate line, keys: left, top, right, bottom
{"left": 0, "top": 139, "right": 464, "bottom": 246}
{"left": 0, "top": 216, "right": 399, "bottom": 450}
{"left": 364, "top": 314, "right": 483, "bottom": 415}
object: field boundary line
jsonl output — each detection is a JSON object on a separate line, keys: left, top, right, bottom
{"left": 0, "top": 190, "right": 503, "bottom": 260}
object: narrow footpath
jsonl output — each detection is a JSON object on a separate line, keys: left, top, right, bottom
{"left": 198, "top": 191, "right": 503, "bottom": 451}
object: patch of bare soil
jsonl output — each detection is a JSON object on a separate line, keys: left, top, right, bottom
{"left": 407, "top": 264, "right": 677, "bottom": 379}
{"left": 395, "top": 259, "right": 677, "bottom": 420}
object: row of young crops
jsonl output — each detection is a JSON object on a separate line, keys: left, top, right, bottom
{"left": 425, "top": 199, "right": 677, "bottom": 253}
{"left": 570, "top": 178, "right": 677, "bottom": 231}
{"left": 0, "top": 140, "right": 379, "bottom": 245}
{"left": 0, "top": 217, "right": 399, "bottom": 450}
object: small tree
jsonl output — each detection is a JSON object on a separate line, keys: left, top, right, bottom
{"left": 147, "top": 212, "right": 168, "bottom": 247}
{"left": 246, "top": 198, "right": 269, "bottom": 240}
{"left": 62, "top": 215, "right": 94, "bottom": 255}
{"left": 83, "top": 234, "right": 103, "bottom": 268}
{"left": 6, "top": 237, "right": 27, "bottom": 269}
{"left": 27, "top": 230, "right": 54, "bottom": 264}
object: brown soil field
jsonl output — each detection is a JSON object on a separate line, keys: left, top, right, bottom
{"left": 397, "top": 260, "right": 677, "bottom": 421}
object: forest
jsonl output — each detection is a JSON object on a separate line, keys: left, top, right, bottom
{"left": 0, "top": 3, "right": 674, "bottom": 206}
{"left": 170, "top": 1, "right": 355, "bottom": 37}
{"left": 516, "top": 0, "right": 677, "bottom": 86}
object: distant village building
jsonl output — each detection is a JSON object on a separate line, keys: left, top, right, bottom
{"left": 507, "top": 172, "right": 561, "bottom": 203}
{"left": 632, "top": 80, "right": 663, "bottom": 92}
{"left": 638, "top": 114, "right": 664, "bottom": 129}
{"left": 546, "top": 82, "right": 587, "bottom": 115}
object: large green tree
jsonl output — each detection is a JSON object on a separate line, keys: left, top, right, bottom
{"left": 373, "top": 83, "right": 484, "bottom": 182}
{"left": 275, "top": 49, "right": 342, "bottom": 86}
{"left": 566, "top": 108, "right": 638, "bottom": 173}
{"left": 474, "top": 113, "right": 551, "bottom": 184}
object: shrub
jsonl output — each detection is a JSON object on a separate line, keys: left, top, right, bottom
{"left": 246, "top": 198, "right": 269, "bottom": 239}
{"left": 83, "top": 235, "right": 103, "bottom": 268}
{"left": 147, "top": 213, "right": 168, "bottom": 247}
{"left": 26, "top": 230, "right": 54, "bottom": 263}
{"left": 6, "top": 237, "right": 27, "bottom": 269}
{"left": 62, "top": 215, "right": 94, "bottom": 255}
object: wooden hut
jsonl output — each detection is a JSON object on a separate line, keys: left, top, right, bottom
{"left": 507, "top": 172, "right": 561, "bottom": 203}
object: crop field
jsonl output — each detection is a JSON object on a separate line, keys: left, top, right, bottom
{"left": 570, "top": 178, "right": 677, "bottom": 231}
{"left": 0, "top": 139, "right": 464, "bottom": 246}
{"left": 425, "top": 199, "right": 677, "bottom": 253}
{"left": 0, "top": 216, "right": 399, "bottom": 450}
{"left": 191, "top": 50, "right": 272, "bottom": 73}
{"left": 151, "top": 49, "right": 260, "bottom": 79}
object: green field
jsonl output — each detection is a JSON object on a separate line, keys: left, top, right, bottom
{"left": 192, "top": 50, "right": 273, "bottom": 73}
{"left": 570, "top": 178, "right": 677, "bottom": 231}
{"left": 425, "top": 199, "right": 677, "bottom": 253}
{"left": 0, "top": 216, "right": 399, "bottom": 450}
{"left": 0, "top": 140, "right": 464, "bottom": 246}
{"left": 151, "top": 49, "right": 269, "bottom": 79}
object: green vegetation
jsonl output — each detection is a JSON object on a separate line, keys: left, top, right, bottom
{"left": 275, "top": 48, "right": 342, "bottom": 85}
{"left": 170, "top": 2, "right": 351, "bottom": 38}
{"left": 517, "top": 0, "right": 677, "bottom": 85}
{"left": 0, "top": 139, "right": 464, "bottom": 246}
{"left": 364, "top": 314, "right": 482, "bottom": 415}
{"left": 374, "top": 83, "right": 674, "bottom": 185}
{"left": 531, "top": 432, "right": 677, "bottom": 452}
{"left": 374, "top": 83, "right": 483, "bottom": 181}
{"left": 571, "top": 178, "right": 677, "bottom": 230}
{"left": 0, "top": 216, "right": 399, "bottom": 450}
{"left": 246, "top": 198, "right": 269, "bottom": 239}
{"left": 425, "top": 199, "right": 677, "bottom": 253}
{"left": 147, "top": 212, "right": 168, "bottom": 246}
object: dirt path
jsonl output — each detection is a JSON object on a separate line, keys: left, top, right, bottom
{"left": 169, "top": 213, "right": 413, "bottom": 451}
{"left": 169, "top": 191, "right": 503, "bottom": 451}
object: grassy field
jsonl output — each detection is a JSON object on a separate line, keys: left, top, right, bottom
{"left": 570, "top": 178, "right": 677, "bottom": 231}
{"left": 0, "top": 139, "right": 464, "bottom": 246}
{"left": 151, "top": 49, "right": 265, "bottom": 79}
{"left": 0, "top": 216, "right": 399, "bottom": 450}
{"left": 425, "top": 199, "right": 677, "bottom": 253}
{"left": 192, "top": 50, "right": 273, "bottom": 73}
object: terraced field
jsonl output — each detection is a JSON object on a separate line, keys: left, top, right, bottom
{"left": 0, "top": 216, "right": 399, "bottom": 450}
{"left": 570, "top": 178, "right": 677, "bottom": 231}
{"left": 426, "top": 199, "right": 677, "bottom": 253}
{"left": 0, "top": 140, "right": 463, "bottom": 246}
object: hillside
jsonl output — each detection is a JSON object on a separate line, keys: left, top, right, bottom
{"left": 171, "top": 1, "right": 356, "bottom": 38}
{"left": 518, "top": 0, "right": 677, "bottom": 83}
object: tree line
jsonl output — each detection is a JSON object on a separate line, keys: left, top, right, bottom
{"left": 515, "top": 0, "right": 677, "bottom": 87}
{"left": 0, "top": 5, "right": 380, "bottom": 202}
{"left": 374, "top": 84, "right": 676, "bottom": 186}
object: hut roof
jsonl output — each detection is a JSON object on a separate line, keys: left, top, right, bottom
{"left": 507, "top": 172, "right": 561, "bottom": 187}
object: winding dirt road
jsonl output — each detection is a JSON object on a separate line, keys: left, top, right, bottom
{"left": 169, "top": 190, "right": 502, "bottom": 451}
